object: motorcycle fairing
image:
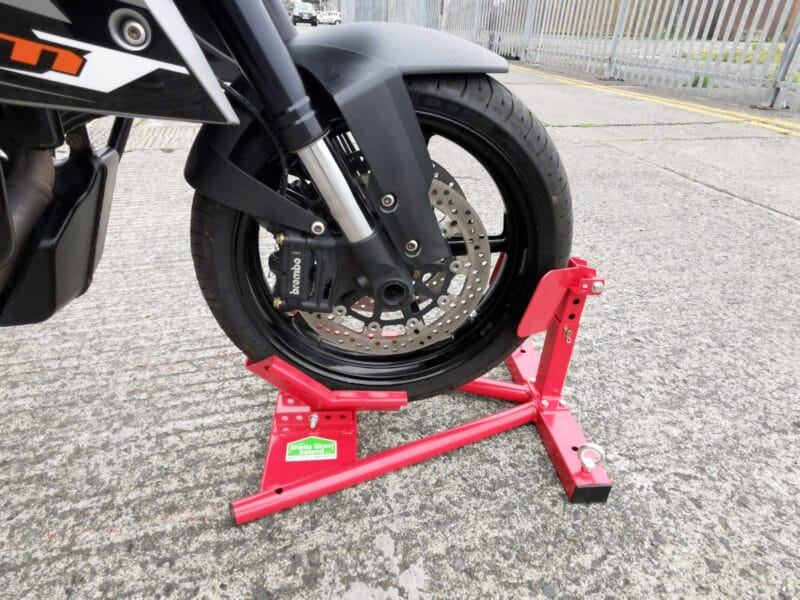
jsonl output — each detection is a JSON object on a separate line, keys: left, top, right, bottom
{"left": 0, "top": 0, "right": 237, "bottom": 124}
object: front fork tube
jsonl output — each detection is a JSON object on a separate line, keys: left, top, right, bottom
{"left": 295, "top": 140, "right": 372, "bottom": 242}
{"left": 205, "top": 0, "right": 414, "bottom": 305}
{"left": 296, "top": 139, "right": 415, "bottom": 307}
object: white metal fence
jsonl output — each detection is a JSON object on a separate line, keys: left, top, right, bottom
{"left": 338, "top": 0, "right": 800, "bottom": 112}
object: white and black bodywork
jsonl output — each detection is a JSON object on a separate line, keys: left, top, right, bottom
{"left": 0, "top": 0, "right": 237, "bottom": 122}
{"left": 0, "top": 0, "right": 574, "bottom": 398}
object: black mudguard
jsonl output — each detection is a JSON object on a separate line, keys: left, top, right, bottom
{"left": 186, "top": 23, "right": 507, "bottom": 266}
{"left": 289, "top": 22, "right": 507, "bottom": 76}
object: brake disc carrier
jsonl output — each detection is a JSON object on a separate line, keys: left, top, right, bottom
{"left": 300, "top": 163, "right": 492, "bottom": 354}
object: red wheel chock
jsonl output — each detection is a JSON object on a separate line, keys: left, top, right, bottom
{"left": 230, "top": 257, "right": 611, "bottom": 526}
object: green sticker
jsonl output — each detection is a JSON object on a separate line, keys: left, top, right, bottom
{"left": 286, "top": 436, "right": 337, "bottom": 462}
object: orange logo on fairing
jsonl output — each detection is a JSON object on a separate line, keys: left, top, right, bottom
{"left": 0, "top": 32, "right": 84, "bottom": 75}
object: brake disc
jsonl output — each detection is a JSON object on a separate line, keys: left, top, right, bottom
{"left": 300, "top": 162, "right": 492, "bottom": 354}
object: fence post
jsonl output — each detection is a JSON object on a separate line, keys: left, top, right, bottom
{"left": 521, "top": 0, "right": 538, "bottom": 63}
{"left": 472, "top": 0, "right": 483, "bottom": 44}
{"left": 763, "top": 12, "right": 800, "bottom": 108}
{"left": 603, "top": 0, "right": 631, "bottom": 80}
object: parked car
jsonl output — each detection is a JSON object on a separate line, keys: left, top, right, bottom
{"left": 317, "top": 11, "right": 342, "bottom": 25}
{"left": 292, "top": 2, "right": 317, "bottom": 26}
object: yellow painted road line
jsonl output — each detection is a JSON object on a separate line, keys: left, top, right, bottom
{"left": 509, "top": 64, "right": 800, "bottom": 137}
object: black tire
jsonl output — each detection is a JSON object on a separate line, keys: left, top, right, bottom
{"left": 191, "top": 75, "right": 572, "bottom": 399}
{"left": 335, "top": 20, "right": 341, "bottom": 24}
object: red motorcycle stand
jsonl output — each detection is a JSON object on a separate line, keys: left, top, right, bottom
{"left": 231, "top": 257, "right": 611, "bottom": 526}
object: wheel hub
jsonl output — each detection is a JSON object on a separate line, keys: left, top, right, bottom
{"left": 299, "top": 163, "right": 492, "bottom": 354}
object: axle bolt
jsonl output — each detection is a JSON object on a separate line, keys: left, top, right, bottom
{"left": 275, "top": 232, "right": 286, "bottom": 247}
{"left": 591, "top": 281, "right": 604, "bottom": 294}
{"left": 311, "top": 221, "right": 326, "bottom": 235}
{"left": 309, "top": 414, "right": 319, "bottom": 429}
{"left": 404, "top": 239, "right": 419, "bottom": 255}
{"left": 380, "top": 194, "right": 396, "bottom": 210}
{"left": 273, "top": 297, "right": 283, "bottom": 309}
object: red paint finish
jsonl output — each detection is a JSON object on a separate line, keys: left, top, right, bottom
{"left": 230, "top": 257, "right": 611, "bottom": 525}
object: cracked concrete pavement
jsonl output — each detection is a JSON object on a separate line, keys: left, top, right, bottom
{"left": 1, "top": 63, "right": 799, "bottom": 599}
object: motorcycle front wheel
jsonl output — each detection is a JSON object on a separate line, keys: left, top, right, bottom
{"left": 190, "top": 75, "right": 572, "bottom": 399}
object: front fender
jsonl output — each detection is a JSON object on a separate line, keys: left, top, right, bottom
{"left": 186, "top": 23, "right": 506, "bottom": 268}
{"left": 288, "top": 22, "right": 508, "bottom": 76}
{"left": 286, "top": 23, "right": 507, "bottom": 268}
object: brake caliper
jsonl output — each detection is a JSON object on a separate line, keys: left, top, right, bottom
{"left": 269, "top": 231, "right": 361, "bottom": 313}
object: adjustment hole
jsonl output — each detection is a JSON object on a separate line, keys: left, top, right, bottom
{"left": 325, "top": 415, "right": 332, "bottom": 420}
{"left": 571, "top": 447, "right": 578, "bottom": 452}
{"left": 568, "top": 314, "right": 575, "bottom": 320}
{"left": 572, "top": 299, "right": 580, "bottom": 305}
{"left": 382, "top": 283, "right": 406, "bottom": 306}
{"left": 339, "top": 414, "right": 346, "bottom": 419}
{"left": 275, "top": 487, "right": 283, "bottom": 494}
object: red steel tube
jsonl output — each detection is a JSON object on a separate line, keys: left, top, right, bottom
{"left": 231, "top": 401, "right": 537, "bottom": 525}
{"left": 458, "top": 378, "right": 530, "bottom": 402}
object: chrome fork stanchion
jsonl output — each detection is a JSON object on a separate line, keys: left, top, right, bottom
{"left": 295, "top": 139, "right": 372, "bottom": 242}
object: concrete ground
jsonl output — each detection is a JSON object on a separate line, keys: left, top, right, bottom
{"left": 1, "top": 62, "right": 799, "bottom": 598}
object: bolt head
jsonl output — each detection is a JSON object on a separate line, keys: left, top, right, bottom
{"left": 380, "top": 194, "right": 396, "bottom": 209}
{"left": 404, "top": 240, "right": 419, "bottom": 255}
{"left": 273, "top": 297, "right": 283, "bottom": 309}
{"left": 591, "top": 281, "right": 604, "bottom": 294}
{"left": 275, "top": 232, "right": 286, "bottom": 247}
{"left": 65, "top": 132, "right": 84, "bottom": 149}
{"left": 311, "top": 221, "right": 326, "bottom": 235}
{"left": 122, "top": 19, "right": 147, "bottom": 46}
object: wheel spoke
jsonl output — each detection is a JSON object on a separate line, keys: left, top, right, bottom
{"left": 447, "top": 234, "right": 508, "bottom": 255}
{"left": 413, "top": 281, "right": 440, "bottom": 301}
{"left": 488, "top": 234, "right": 508, "bottom": 253}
